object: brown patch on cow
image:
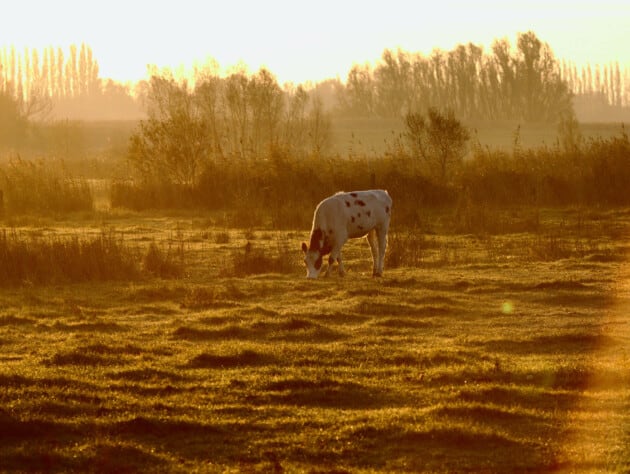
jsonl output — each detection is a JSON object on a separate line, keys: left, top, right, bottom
{"left": 350, "top": 192, "right": 358, "bottom": 198}
{"left": 357, "top": 213, "right": 361, "bottom": 218}
{"left": 358, "top": 225, "right": 364, "bottom": 231}
{"left": 309, "top": 228, "right": 323, "bottom": 251}
{"left": 351, "top": 216, "right": 355, "bottom": 223}
{"left": 355, "top": 199, "right": 366, "bottom": 206}
{"left": 345, "top": 201, "right": 351, "bottom": 207}
{"left": 386, "top": 206, "right": 390, "bottom": 214}
{"left": 367, "top": 210, "right": 371, "bottom": 217}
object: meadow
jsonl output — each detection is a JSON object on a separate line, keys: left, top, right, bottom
{"left": 0, "top": 206, "right": 629, "bottom": 472}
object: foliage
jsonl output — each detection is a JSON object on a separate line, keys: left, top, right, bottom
{"left": 461, "top": 124, "right": 630, "bottom": 207}
{"left": 113, "top": 121, "right": 630, "bottom": 221}
{"left": 220, "top": 238, "right": 296, "bottom": 276}
{"left": 404, "top": 107, "right": 471, "bottom": 182}
{"left": 128, "top": 74, "right": 208, "bottom": 185}
{"left": 143, "top": 242, "right": 183, "bottom": 278}
{"left": 126, "top": 67, "right": 333, "bottom": 185}
{"left": 0, "top": 156, "right": 93, "bottom": 215}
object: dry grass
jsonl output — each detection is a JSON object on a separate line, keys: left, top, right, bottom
{"left": 0, "top": 208, "right": 629, "bottom": 472}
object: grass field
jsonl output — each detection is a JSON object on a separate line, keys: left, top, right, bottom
{"left": 0, "top": 208, "right": 629, "bottom": 472}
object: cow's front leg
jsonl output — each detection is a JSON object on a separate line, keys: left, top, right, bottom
{"left": 326, "top": 247, "right": 345, "bottom": 277}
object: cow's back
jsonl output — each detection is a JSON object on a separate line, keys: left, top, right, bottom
{"left": 313, "top": 190, "right": 390, "bottom": 240}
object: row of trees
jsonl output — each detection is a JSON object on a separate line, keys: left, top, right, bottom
{"left": 0, "top": 44, "right": 100, "bottom": 101}
{"left": 336, "top": 32, "right": 573, "bottom": 122}
{"left": 560, "top": 60, "right": 630, "bottom": 108}
{"left": 127, "top": 67, "right": 331, "bottom": 184}
{"left": 0, "top": 44, "right": 141, "bottom": 126}
{"left": 2, "top": 32, "right": 630, "bottom": 139}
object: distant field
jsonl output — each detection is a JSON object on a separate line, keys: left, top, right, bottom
{"left": 5, "top": 118, "right": 621, "bottom": 166}
{"left": 330, "top": 117, "right": 626, "bottom": 156}
{"left": 0, "top": 208, "right": 629, "bottom": 472}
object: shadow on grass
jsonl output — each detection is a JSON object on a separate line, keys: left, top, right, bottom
{"left": 0, "top": 409, "right": 165, "bottom": 472}
{"left": 457, "top": 385, "right": 580, "bottom": 412}
{"left": 303, "top": 424, "right": 551, "bottom": 472}
{"left": 186, "top": 349, "right": 275, "bottom": 369}
{"left": 44, "top": 343, "right": 145, "bottom": 367}
{"left": 174, "top": 318, "right": 345, "bottom": 343}
{"left": 482, "top": 332, "right": 618, "bottom": 356}
{"left": 260, "top": 377, "right": 394, "bottom": 409}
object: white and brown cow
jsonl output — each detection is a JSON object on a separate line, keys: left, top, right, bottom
{"left": 301, "top": 190, "right": 392, "bottom": 279}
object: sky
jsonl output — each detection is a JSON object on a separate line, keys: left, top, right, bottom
{"left": 2, "top": 0, "right": 629, "bottom": 85}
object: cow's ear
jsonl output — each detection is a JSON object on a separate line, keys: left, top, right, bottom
{"left": 301, "top": 242, "right": 308, "bottom": 253}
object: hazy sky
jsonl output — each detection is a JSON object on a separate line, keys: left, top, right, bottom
{"left": 2, "top": 0, "right": 629, "bottom": 84}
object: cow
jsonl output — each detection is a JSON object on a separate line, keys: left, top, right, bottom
{"left": 301, "top": 190, "right": 392, "bottom": 279}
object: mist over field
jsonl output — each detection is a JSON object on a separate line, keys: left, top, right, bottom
{"left": 1, "top": 31, "right": 630, "bottom": 472}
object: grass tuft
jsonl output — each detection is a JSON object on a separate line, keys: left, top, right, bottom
{"left": 143, "top": 242, "right": 183, "bottom": 278}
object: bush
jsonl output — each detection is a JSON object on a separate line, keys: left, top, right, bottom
{"left": 0, "top": 230, "right": 138, "bottom": 285}
{"left": 0, "top": 157, "right": 93, "bottom": 215}
{"left": 385, "top": 230, "right": 427, "bottom": 268}
{"left": 111, "top": 124, "right": 630, "bottom": 223}
{"left": 220, "top": 239, "right": 296, "bottom": 277}
{"left": 143, "top": 242, "right": 184, "bottom": 278}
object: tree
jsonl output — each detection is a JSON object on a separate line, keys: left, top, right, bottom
{"left": 248, "top": 68, "right": 284, "bottom": 155}
{"left": 128, "top": 74, "right": 208, "bottom": 185}
{"left": 0, "top": 87, "right": 27, "bottom": 147}
{"left": 404, "top": 107, "right": 470, "bottom": 182}
{"left": 514, "top": 31, "right": 572, "bottom": 121}
{"left": 341, "top": 64, "right": 374, "bottom": 116}
{"left": 307, "top": 95, "right": 331, "bottom": 157}
{"left": 374, "top": 49, "right": 412, "bottom": 117}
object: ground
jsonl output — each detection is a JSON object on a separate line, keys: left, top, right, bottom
{"left": 0, "top": 208, "right": 629, "bottom": 472}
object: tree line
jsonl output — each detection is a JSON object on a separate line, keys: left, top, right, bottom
{"left": 2, "top": 31, "right": 630, "bottom": 150}
{"left": 0, "top": 44, "right": 140, "bottom": 127}
{"left": 336, "top": 32, "right": 575, "bottom": 122}
{"left": 0, "top": 43, "right": 99, "bottom": 101}
{"left": 2, "top": 33, "right": 630, "bottom": 125}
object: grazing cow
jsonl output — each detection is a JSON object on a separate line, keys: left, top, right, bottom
{"left": 301, "top": 190, "right": 392, "bottom": 279}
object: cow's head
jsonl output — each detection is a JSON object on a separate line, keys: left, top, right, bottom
{"left": 301, "top": 242, "right": 323, "bottom": 279}
{"left": 301, "top": 228, "right": 329, "bottom": 279}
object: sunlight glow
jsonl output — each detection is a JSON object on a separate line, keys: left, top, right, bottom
{"left": 2, "top": 0, "right": 629, "bottom": 84}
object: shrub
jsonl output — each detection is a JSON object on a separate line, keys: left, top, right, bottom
{"left": 143, "top": 242, "right": 183, "bottom": 278}
{"left": 0, "top": 157, "right": 93, "bottom": 215}
{"left": 385, "top": 230, "right": 427, "bottom": 268}
{"left": 0, "top": 230, "right": 138, "bottom": 285}
{"left": 221, "top": 239, "right": 296, "bottom": 277}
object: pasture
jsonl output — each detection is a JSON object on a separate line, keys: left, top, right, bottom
{"left": 0, "top": 207, "right": 629, "bottom": 472}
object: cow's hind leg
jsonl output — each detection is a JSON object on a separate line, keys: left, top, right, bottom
{"left": 374, "top": 226, "right": 388, "bottom": 277}
{"left": 367, "top": 230, "right": 380, "bottom": 276}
